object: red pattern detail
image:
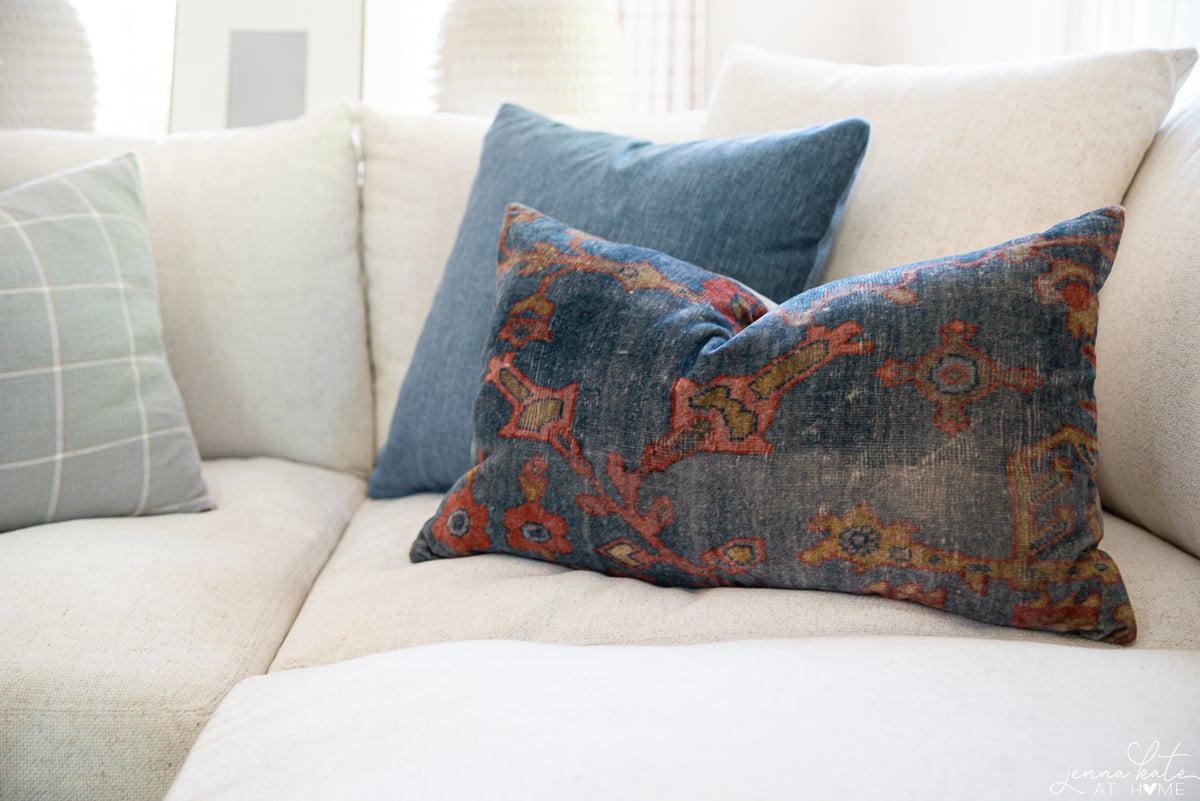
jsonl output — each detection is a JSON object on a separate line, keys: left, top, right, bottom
{"left": 642, "top": 322, "right": 871, "bottom": 473}
{"left": 486, "top": 353, "right": 579, "bottom": 448}
{"left": 499, "top": 293, "right": 555, "bottom": 349}
{"left": 876, "top": 319, "right": 1042, "bottom": 436}
{"left": 1010, "top": 591, "right": 1103, "bottom": 634}
{"left": 860, "top": 580, "right": 947, "bottom": 610}
{"left": 429, "top": 468, "right": 490, "bottom": 554}
{"left": 504, "top": 501, "right": 572, "bottom": 557}
{"left": 701, "top": 537, "right": 767, "bottom": 574}
{"left": 699, "top": 277, "right": 768, "bottom": 332}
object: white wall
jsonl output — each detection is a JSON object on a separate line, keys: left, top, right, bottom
{"left": 171, "top": 0, "right": 362, "bottom": 132}
{"left": 706, "top": 0, "right": 1074, "bottom": 85}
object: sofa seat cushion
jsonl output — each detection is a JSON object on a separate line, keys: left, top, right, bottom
{"left": 176, "top": 639, "right": 1200, "bottom": 801}
{"left": 0, "top": 458, "right": 365, "bottom": 801}
{"left": 272, "top": 495, "right": 1200, "bottom": 673}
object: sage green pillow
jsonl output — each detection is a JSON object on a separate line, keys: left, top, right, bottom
{"left": 0, "top": 155, "right": 212, "bottom": 532}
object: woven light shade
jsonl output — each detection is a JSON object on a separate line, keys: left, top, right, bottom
{"left": 434, "top": 0, "right": 625, "bottom": 116}
{"left": 0, "top": 0, "right": 96, "bottom": 130}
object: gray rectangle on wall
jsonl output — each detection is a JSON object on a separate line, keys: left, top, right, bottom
{"left": 227, "top": 31, "right": 307, "bottom": 128}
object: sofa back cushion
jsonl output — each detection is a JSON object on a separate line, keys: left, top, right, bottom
{"left": 703, "top": 46, "right": 1196, "bottom": 285}
{"left": 0, "top": 107, "right": 373, "bottom": 476}
{"left": 1095, "top": 99, "right": 1200, "bottom": 558}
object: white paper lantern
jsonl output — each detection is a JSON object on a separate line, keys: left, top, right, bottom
{"left": 0, "top": 0, "right": 97, "bottom": 130}
{"left": 435, "top": 0, "right": 625, "bottom": 116}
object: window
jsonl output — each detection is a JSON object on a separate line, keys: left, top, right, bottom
{"left": 72, "top": 0, "right": 176, "bottom": 136}
{"left": 1068, "top": 0, "right": 1200, "bottom": 100}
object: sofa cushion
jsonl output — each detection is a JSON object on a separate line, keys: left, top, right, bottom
{"left": 271, "top": 494, "right": 1200, "bottom": 674}
{"left": 0, "top": 106, "right": 372, "bottom": 476}
{"left": 1096, "top": 98, "right": 1200, "bottom": 559}
{"left": 368, "top": 104, "right": 869, "bottom": 497}
{"left": 185, "top": 639, "right": 1200, "bottom": 801}
{"left": 702, "top": 46, "right": 1196, "bottom": 285}
{"left": 0, "top": 458, "right": 364, "bottom": 801}
{"left": 0, "top": 155, "right": 211, "bottom": 532}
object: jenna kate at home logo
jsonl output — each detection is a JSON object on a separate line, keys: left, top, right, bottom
{"left": 1051, "top": 742, "right": 1199, "bottom": 797}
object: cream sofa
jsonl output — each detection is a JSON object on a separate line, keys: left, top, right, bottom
{"left": 2, "top": 47, "right": 1199, "bottom": 801}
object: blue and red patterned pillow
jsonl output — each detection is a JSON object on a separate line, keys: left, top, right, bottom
{"left": 411, "top": 203, "right": 1136, "bottom": 644}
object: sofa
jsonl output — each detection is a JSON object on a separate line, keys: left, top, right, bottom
{"left": 1, "top": 45, "right": 1199, "bottom": 801}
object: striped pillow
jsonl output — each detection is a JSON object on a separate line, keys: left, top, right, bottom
{"left": 0, "top": 155, "right": 212, "bottom": 532}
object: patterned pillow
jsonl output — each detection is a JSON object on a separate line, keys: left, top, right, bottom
{"left": 0, "top": 155, "right": 212, "bottom": 533}
{"left": 412, "top": 203, "right": 1136, "bottom": 644}
{"left": 369, "top": 104, "right": 870, "bottom": 498}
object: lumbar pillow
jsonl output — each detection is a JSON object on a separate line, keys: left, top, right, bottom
{"left": 369, "top": 104, "right": 870, "bottom": 497}
{"left": 0, "top": 155, "right": 212, "bottom": 532}
{"left": 703, "top": 45, "right": 1195, "bottom": 286}
{"left": 411, "top": 203, "right": 1135, "bottom": 644}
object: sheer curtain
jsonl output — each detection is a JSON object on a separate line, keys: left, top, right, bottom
{"left": 1067, "top": 0, "right": 1200, "bottom": 99}
{"left": 616, "top": 0, "right": 706, "bottom": 112}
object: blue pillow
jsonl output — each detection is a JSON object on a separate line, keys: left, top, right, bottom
{"left": 411, "top": 203, "right": 1136, "bottom": 644}
{"left": 369, "top": 105, "right": 869, "bottom": 497}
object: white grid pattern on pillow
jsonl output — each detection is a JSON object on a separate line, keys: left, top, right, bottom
{"left": 0, "top": 155, "right": 212, "bottom": 532}
{"left": 60, "top": 171, "right": 153, "bottom": 515}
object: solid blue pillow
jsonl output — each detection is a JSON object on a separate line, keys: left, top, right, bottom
{"left": 411, "top": 203, "right": 1135, "bottom": 644}
{"left": 370, "top": 105, "right": 869, "bottom": 497}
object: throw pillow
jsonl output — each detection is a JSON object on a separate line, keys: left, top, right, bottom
{"left": 411, "top": 203, "right": 1135, "bottom": 644}
{"left": 703, "top": 45, "right": 1196, "bottom": 286}
{"left": 369, "top": 104, "right": 870, "bottom": 497}
{"left": 0, "top": 155, "right": 212, "bottom": 532}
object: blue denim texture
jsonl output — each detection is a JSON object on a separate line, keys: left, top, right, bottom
{"left": 369, "top": 105, "right": 869, "bottom": 497}
{"left": 411, "top": 204, "right": 1135, "bottom": 643}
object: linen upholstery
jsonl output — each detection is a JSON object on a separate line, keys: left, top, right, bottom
{"left": 702, "top": 46, "right": 1196, "bottom": 285}
{"left": 1096, "top": 98, "right": 1200, "bottom": 558}
{"left": 0, "top": 155, "right": 211, "bottom": 531}
{"left": 0, "top": 458, "right": 365, "bottom": 801}
{"left": 271, "top": 494, "right": 1200, "bottom": 674}
{"left": 369, "top": 105, "right": 869, "bottom": 497}
{"left": 0, "top": 106, "right": 372, "bottom": 476}
{"left": 175, "top": 639, "right": 1200, "bottom": 801}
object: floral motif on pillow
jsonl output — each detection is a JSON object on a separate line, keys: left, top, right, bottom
{"left": 411, "top": 203, "right": 1135, "bottom": 643}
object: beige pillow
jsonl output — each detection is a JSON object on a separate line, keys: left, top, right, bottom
{"left": 1095, "top": 99, "right": 1200, "bottom": 558}
{"left": 702, "top": 45, "right": 1196, "bottom": 285}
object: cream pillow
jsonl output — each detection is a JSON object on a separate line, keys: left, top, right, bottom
{"left": 702, "top": 45, "right": 1196, "bottom": 284}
